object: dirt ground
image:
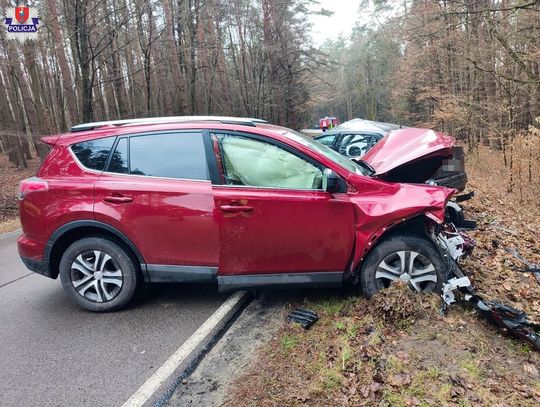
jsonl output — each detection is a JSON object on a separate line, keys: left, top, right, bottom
{"left": 225, "top": 145, "right": 540, "bottom": 406}
{"left": 165, "top": 294, "right": 284, "bottom": 407}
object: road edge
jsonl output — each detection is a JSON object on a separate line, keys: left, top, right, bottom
{"left": 0, "top": 228, "right": 21, "bottom": 239}
{"left": 121, "top": 290, "right": 251, "bottom": 407}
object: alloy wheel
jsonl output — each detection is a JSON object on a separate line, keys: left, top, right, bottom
{"left": 70, "top": 250, "right": 123, "bottom": 303}
{"left": 375, "top": 250, "right": 437, "bottom": 292}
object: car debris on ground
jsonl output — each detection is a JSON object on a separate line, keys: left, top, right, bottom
{"left": 287, "top": 308, "right": 320, "bottom": 329}
{"left": 439, "top": 229, "right": 540, "bottom": 351}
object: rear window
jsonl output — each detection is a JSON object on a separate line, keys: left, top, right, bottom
{"left": 71, "top": 137, "right": 115, "bottom": 171}
{"left": 129, "top": 132, "right": 209, "bottom": 180}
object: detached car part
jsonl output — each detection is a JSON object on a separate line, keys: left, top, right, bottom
{"left": 469, "top": 295, "right": 540, "bottom": 350}
{"left": 287, "top": 309, "right": 319, "bottom": 329}
{"left": 435, "top": 231, "right": 540, "bottom": 351}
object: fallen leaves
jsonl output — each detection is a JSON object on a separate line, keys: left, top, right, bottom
{"left": 387, "top": 373, "right": 411, "bottom": 388}
{"left": 369, "top": 281, "right": 440, "bottom": 326}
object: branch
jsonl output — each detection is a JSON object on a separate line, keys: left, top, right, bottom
{"left": 442, "top": 0, "right": 539, "bottom": 15}
{"left": 487, "top": 18, "right": 540, "bottom": 84}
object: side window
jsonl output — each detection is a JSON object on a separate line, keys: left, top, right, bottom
{"left": 108, "top": 138, "right": 129, "bottom": 174}
{"left": 316, "top": 134, "right": 337, "bottom": 147}
{"left": 71, "top": 137, "right": 115, "bottom": 171}
{"left": 129, "top": 132, "right": 209, "bottom": 180}
{"left": 214, "top": 134, "right": 323, "bottom": 190}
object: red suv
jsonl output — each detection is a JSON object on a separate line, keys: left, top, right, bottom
{"left": 18, "top": 116, "right": 468, "bottom": 312}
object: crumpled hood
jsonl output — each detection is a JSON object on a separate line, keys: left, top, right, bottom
{"left": 361, "top": 128, "right": 455, "bottom": 175}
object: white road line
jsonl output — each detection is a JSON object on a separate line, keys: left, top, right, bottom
{"left": 122, "top": 290, "right": 249, "bottom": 407}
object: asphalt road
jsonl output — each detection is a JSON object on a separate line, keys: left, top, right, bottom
{"left": 0, "top": 231, "right": 228, "bottom": 407}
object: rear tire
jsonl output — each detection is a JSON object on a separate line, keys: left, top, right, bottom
{"left": 59, "top": 237, "right": 138, "bottom": 312}
{"left": 359, "top": 234, "right": 448, "bottom": 297}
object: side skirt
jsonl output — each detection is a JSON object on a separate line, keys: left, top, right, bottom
{"left": 217, "top": 271, "right": 343, "bottom": 292}
{"left": 145, "top": 264, "right": 218, "bottom": 283}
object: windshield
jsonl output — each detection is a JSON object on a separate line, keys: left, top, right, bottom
{"left": 284, "top": 129, "right": 371, "bottom": 176}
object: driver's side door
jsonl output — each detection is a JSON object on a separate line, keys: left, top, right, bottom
{"left": 209, "top": 132, "right": 355, "bottom": 290}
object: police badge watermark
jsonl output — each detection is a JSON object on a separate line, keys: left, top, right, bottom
{"left": 4, "top": 1, "right": 40, "bottom": 42}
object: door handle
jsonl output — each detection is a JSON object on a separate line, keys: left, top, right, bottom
{"left": 219, "top": 204, "right": 254, "bottom": 213}
{"left": 103, "top": 195, "right": 133, "bottom": 204}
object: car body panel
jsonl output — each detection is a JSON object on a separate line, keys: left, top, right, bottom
{"left": 335, "top": 118, "right": 401, "bottom": 133}
{"left": 213, "top": 186, "right": 355, "bottom": 276}
{"left": 94, "top": 173, "right": 218, "bottom": 267}
{"left": 19, "top": 145, "right": 97, "bottom": 247}
{"left": 342, "top": 174, "right": 454, "bottom": 276}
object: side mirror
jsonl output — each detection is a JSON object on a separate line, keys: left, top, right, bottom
{"left": 323, "top": 169, "right": 342, "bottom": 193}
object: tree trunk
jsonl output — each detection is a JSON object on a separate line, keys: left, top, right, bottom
{"left": 47, "top": 0, "right": 78, "bottom": 128}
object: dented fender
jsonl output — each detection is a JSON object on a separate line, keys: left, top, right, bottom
{"left": 345, "top": 175, "right": 455, "bottom": 277}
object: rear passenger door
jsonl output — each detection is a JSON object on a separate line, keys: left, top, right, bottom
{"left": 94, "top": 131, "right": 219, "bottom": 280}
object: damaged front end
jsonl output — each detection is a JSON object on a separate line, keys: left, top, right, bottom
{"left": 431, "top": 221, "right": 475, "bottom": 263}
{"left": 429, "top": 221, "right": 475, "bottom": 304}
{"left": 347, "top": 142, "right": 540, "bottom": 350}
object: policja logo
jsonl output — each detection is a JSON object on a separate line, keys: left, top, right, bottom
{"left": 4, "top": 1, "right": 40, "bottom": 42}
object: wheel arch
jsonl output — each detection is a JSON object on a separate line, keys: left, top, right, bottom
{"left": 348, "top": 214, "right": 438, "bottom": 282}
{"left": 374, "top": 215, "right": 430, "bottom": 241}
{"left": 358, "top": 231, "right": 448, "bottom": 296}
{"left": 45, "top": 220, "right": 148, "bottom": 280}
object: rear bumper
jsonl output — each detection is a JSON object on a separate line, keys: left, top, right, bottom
{"left": 17, "top": 234, "right": 55, "bottom": 279}
{"left": 17, "top": 233, "right": 45, "bottom": 258}
{"left": 20, "top": 256, "right": 54, "bottom": 279}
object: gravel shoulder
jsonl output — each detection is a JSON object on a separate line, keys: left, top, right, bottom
{"left": 165, "top": 293, "right": 287, "bottom": 406}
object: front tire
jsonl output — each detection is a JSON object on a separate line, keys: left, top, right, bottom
{"left": 359, "top": 234, "right": 448, "bottom": 297}
{"left": 59, "top": 237, "right": 138, "bottom": 312}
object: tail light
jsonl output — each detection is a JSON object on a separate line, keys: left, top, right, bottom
{"left": 18, "top": 177, "right": 48, "bottom": 200}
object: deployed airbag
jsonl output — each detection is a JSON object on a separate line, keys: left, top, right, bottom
{"left": 221, "top": 136, "right": 322, "bottom": 189}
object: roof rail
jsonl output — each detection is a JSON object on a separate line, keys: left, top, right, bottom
{"left": 70, "top": 116, "right": 268, "bottom": 133}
